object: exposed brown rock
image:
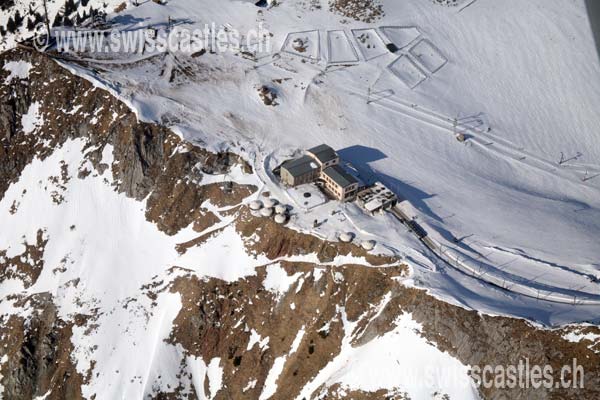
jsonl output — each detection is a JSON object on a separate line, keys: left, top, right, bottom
{"left": 0, "top": 294, "right": 84, "bottom": 400}
{"left": 317, "top": 384, "right": 410, "bottom": 399}
{"left": 329, "top": 0, "right": 384, "bottom": 22}
{"left": 0, "top": 229, "right": 47, "bottom": 288}
{"left": 236, "top": 208, "right": 398, "bottom": 266}
{"left": 162, "top": 261, "right": 600, "bottom": 400}
{"left": 0, "top": 47, "right": 255, "bottom": 223}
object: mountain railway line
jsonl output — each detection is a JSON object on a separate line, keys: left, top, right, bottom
{"left": 387, "top": 205, "right": 600, "bottom": 306}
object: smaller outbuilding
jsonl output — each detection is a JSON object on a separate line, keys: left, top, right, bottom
{"left": 263, "top": 198, "right": 279, "bottom": 208}
{"left": 361, "top": 240, "right": 376, "bottom": 251}
{"left": 357, "top": 182, "right": 398, "bottom": 214}
{"left": 274, "top": 214, "right": 288, "bottom": 224}
{"left": 274, "top": 204, "right": 287, "bottom": 215}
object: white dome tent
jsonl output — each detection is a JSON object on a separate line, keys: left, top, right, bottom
{"left": 274, "top": 204, "right": 288, "bottom": 215}
{"left": 263, "top": 198, "right": 279, "bottom": 208}
{"left": 274, "top": 214, "right": 287, "bottom": 224}
{"left": 260, "top": 207, "right": 274, "bottom": 217}
{"left": 338, "top": 232, "right": 355, "bottom": 243}
{"left": 361, "top": 240, "right": 376, "bottom": 251}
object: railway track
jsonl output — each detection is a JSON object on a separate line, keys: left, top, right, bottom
{"left": 388, "top": 205, "right": 600, "bottom": 305}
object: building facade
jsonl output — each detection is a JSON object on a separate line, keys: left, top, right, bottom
{"left": 321, "top": 165, "right": 359, "bottom": 201}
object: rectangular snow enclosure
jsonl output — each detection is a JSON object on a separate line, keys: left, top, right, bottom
{"left": 351, "top": 28, "right": 388, "bottom": 60}
{"left": 388, "top": 55, "right": 428, "bottom": 89}
{"left": 409, "top": 39, "right": 448, "bottom": 74}
{"left": 379, "top": 26, "right": 421, "bottom": 50}
{"left": 281, "top": 30, "right": 321, "bottom": 60}
{"left": 327, "top": 30, "right": 360, "bottom": 64}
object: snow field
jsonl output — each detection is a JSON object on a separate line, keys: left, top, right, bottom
{"left": 20, "top": 101, "right": 44, "bottom": 134}
{"left": 33, "top": 0, "right": 600, "bottom": 326}
{"left": 296, "top": 307, "right": 479, "bottom": 400}
{"left": 3, "top": 60, "right": 32, "bottom": 83}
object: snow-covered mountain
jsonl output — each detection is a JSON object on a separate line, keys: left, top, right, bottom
{"left": 1, "top": 0, "right": 600, "bottom": 399}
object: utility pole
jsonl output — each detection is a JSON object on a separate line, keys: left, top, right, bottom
{"left": 453, "top": 116, "right": 458, "bottom": 135}
{"left": 42, "top": 0, "right": 51, "bottom": 35}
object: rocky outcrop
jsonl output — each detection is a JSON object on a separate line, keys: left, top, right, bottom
{"left": 328, "top": 0, "right": 384, "bottom": 22}
{"left": 0, "top": 229, "right": 47, "bottom": 288}
{"left": 0, "top": 47, "right": 257, "bottom": 398}
{"left": 236, "top": 209, "right": 398, "bottom": 265}
{"left": 0, "top": 294, "right": 83, "bottom": 400}
{"left": 160, "top": 262, "right": 600, "bottom": 400}
{"left": 0, "top": 47, "right": 255, "bottom": 234}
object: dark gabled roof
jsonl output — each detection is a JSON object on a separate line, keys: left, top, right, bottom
{"left": 307, "top": 144, "right": 338, "bottom": 164}
{"left": 323, "top": 165, "right": 358, "bottom": 188}
{"left": 281, "top": 155, "right": 319, "bottom": 178}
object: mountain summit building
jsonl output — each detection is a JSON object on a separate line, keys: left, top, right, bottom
{"left": 280, "top": 144, "right": 359, "bottom": 201}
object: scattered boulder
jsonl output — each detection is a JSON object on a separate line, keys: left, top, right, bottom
{"left": 292, "top": 37, "right": 308, "bottom": 53}
{"left": 258, "top": 86, "right": 278, "bottom": 106}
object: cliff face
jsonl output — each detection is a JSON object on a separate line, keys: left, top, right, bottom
{"left": 0, "top": 48, "right": 599, "bottom": 400}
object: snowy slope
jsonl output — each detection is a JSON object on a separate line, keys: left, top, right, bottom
{"left": 47, "top": 0, "right": 600, "bottom": 323}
